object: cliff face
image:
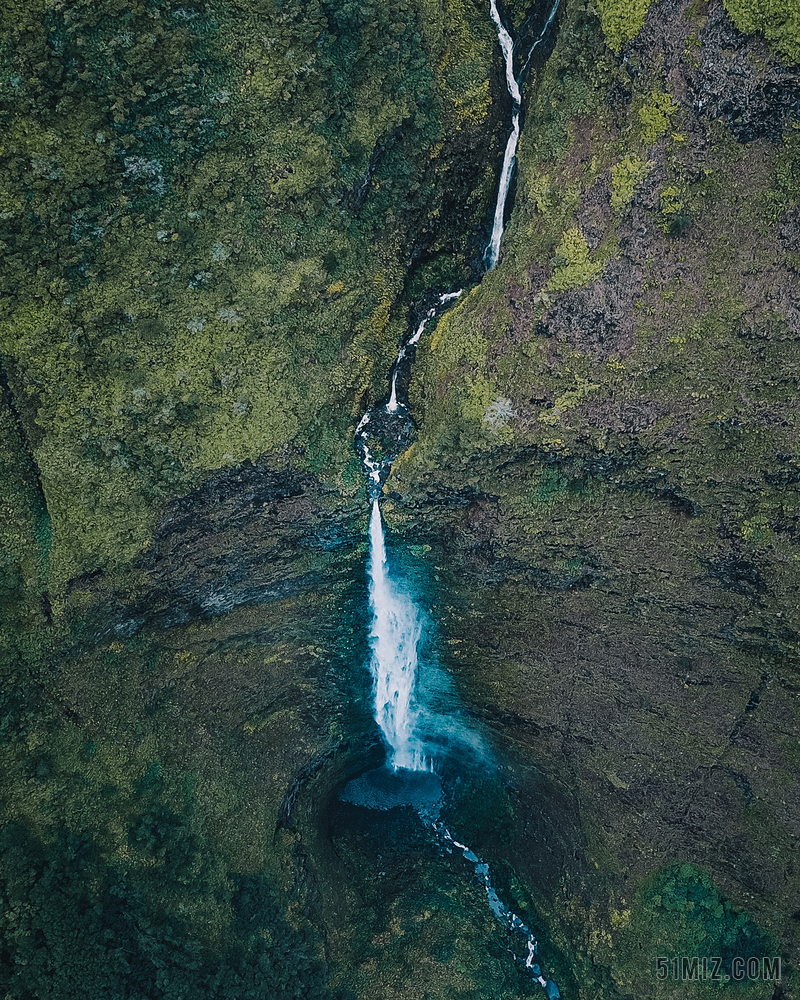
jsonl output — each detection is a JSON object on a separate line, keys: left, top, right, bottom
{"left": 391, "top": 0, "right": 800, "bottom": 991}
{"left": 0, "top": 1, "right": 798, "bottom": 999}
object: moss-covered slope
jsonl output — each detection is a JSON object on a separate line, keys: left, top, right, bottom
{"left": 1, "top": 1, "right": 799, "bottom": 998}
{"left": 0, "top": 0, "right": 508, "bottom": 585}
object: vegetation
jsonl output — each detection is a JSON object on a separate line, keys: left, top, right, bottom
{"left": 594, "top": 0, "right": 653, "bottom": 51}
{"left": 724, "top": 0, "right": 800, "bottom": 64}
{"left": 0, "top": 0, "right": 502, "bottom": 585}
{"left": 611, "top": 154, "right": 650, "bottom": 215}
{"left": 546, "top": 227, "right": 603, "bottom": 291}
{"left": 610, "top": 864, "right": 773, "bottom": 997}
{"left": 638, "top": 91, "right": 677, "bottom": 146}
{"left": 0, "top": 821, "right": 327, "bottom": 1000}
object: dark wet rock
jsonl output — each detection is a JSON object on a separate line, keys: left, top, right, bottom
{"left": 392, "top": 484, "right": 493, "bottom": 510}
{"left": 779, "top": 205, "right": 800, "bottom": 253}
{"left": 80, "top": 461, "right": 363, "bottom": 639}
{"left": 534, "top": 256, "right": 641, "bottom": 360}
{"left": 576, "top": 175, "right": 613, "bottom": 250}
{"left": 276, "top": 738, "right": 351, "bottom": 831}
{"left": 705, "top": 555, "right": 766, "bottom": 596}
{"left": 355, "top": 406, "right": 415, "bottom": 469}
{"left": 580, "top": 397, "right": 672, "bottom": 434}
{"left": 142, "top": 460, "right": 314, "bottom": 555}
{"left": 691, "top": 2, "right": 800, "bottom": 142}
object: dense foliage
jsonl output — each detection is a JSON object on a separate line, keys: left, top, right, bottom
{"left": 0, "top": 819, "right": 327, "bottom": 999}
{"left": 724, "top": 0, "right": 800, "bottom": 64}
{"left": 0, "top": 0, "right": 501, "bottom": 584}
{"left": 594, "top": 0, "right": 653, "bottom": 51}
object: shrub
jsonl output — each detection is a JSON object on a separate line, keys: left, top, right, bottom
{"left": 724, "top": 0, "right": 800, "bottom": 65}
{"left": 639, "top": 92, "right": 677, "bottom": 145}
{"left": 595, "top": 0, "right": 654, "bottom": 51}
{"left": 611, "top": 155, "right": 651, "bottom": 215}
{"left": 546, "top": 228, "right": 602, "bottom": 291}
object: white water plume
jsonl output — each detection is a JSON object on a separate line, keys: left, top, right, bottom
{"left": 366, "top": 499, "right": 488, "bottom": 772}
{"left": 486, "top": 0, "right": 561, "bottom": 271}
{"left": 485, "top": 0, "right": 521, "bottom": 270}
{"left": 367, "top": 499, "right": 430, "bottom": 771}
{"left": 486, "top": 111, "right": 520, "bottom": 271}
{"left": 489, "top": 0, "right": 521, "bottom": 104}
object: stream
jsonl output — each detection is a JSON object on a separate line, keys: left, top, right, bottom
{"left": 351, "top": 2, "right": 562, "bottom": 995}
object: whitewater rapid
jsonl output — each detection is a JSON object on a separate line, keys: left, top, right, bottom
{"left": 437, "top": 824, "right": 561, "bottom": 999}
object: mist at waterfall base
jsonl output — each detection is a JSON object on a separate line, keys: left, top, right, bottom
{"left": 365, "top": 498, "right": 488, "bottom": 776}
{"left": 352, "top": 0, "right": 563, "bottom": 780}
{"left": 340, "top": 501, "right": 561, "bottom": 998}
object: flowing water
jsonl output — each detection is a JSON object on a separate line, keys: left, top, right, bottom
{"left": 366, "top": 497, "right": 428, "bottom": 771}
{"left": 437, "top": 824, "right": 561, "bottom": 999}
{"left": 353, "top": 2, "right": 561, "bottom": 993}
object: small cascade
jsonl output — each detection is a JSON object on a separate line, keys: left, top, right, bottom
{"left": 388, "top": 290, "right": 463, "bottom": 411}
{"left": 356, "top": 290, "right": 464, "bottom": 502}
{"left": 485, "top": 0, "right": 562, "bottom": 270}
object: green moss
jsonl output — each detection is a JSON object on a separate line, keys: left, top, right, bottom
{"left": 612, "top": 863, "right": 773, "bottom": 996}
{"left": 595, "top": 0, "right": 654, "bottom": 51}
{"left": 0, "top": 0, "right": 507, "bottom": 584}
{"left": 611, "top": 155, "right": 651, "bottom": 215}
{"left": 638, "top": 91, "right": 677, "bottom": 145}
{"left": 659, "top": 182, "right": 691, "bottom": 233}
{"left": 546, "top": 228, "right": 603, "bottom": 291}
{"left": 724, "top": 0, "right": 800, "bottom": 64}
{"left": 540, "top": 374, "right": 601, "bottom": 424}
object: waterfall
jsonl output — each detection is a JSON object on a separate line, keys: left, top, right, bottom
{"left": 367, "top": 499, "right": 429, "bottom": 771}
{"left": 486, "top": 112, "right": 520, "bottom": 271}
{"left": 388, "top": 290, "right": 464, "bottom": 411}
{"left": 485, "top": 0, "right": 521, "bottom": 270}
{"left": 358, "top": 0, "right": 561, "bottom": 765}
{"left": 485, "top": 0, "right": 562, "bottom": 270}
{"left": 353, "top": 2, "right": 562, "bottom": 992}
{"left": 489, "top": 0, "right": 522, "bottom": 103}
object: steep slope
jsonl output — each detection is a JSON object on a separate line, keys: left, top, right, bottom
{"left": 389, "top": 0, "right": 800, "bottom": 994}
{"left": 0, "top": 0, "right": 506, "bottom": 585}
{"left": 0, "top": 1, "right": 797, "bottom": 999}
